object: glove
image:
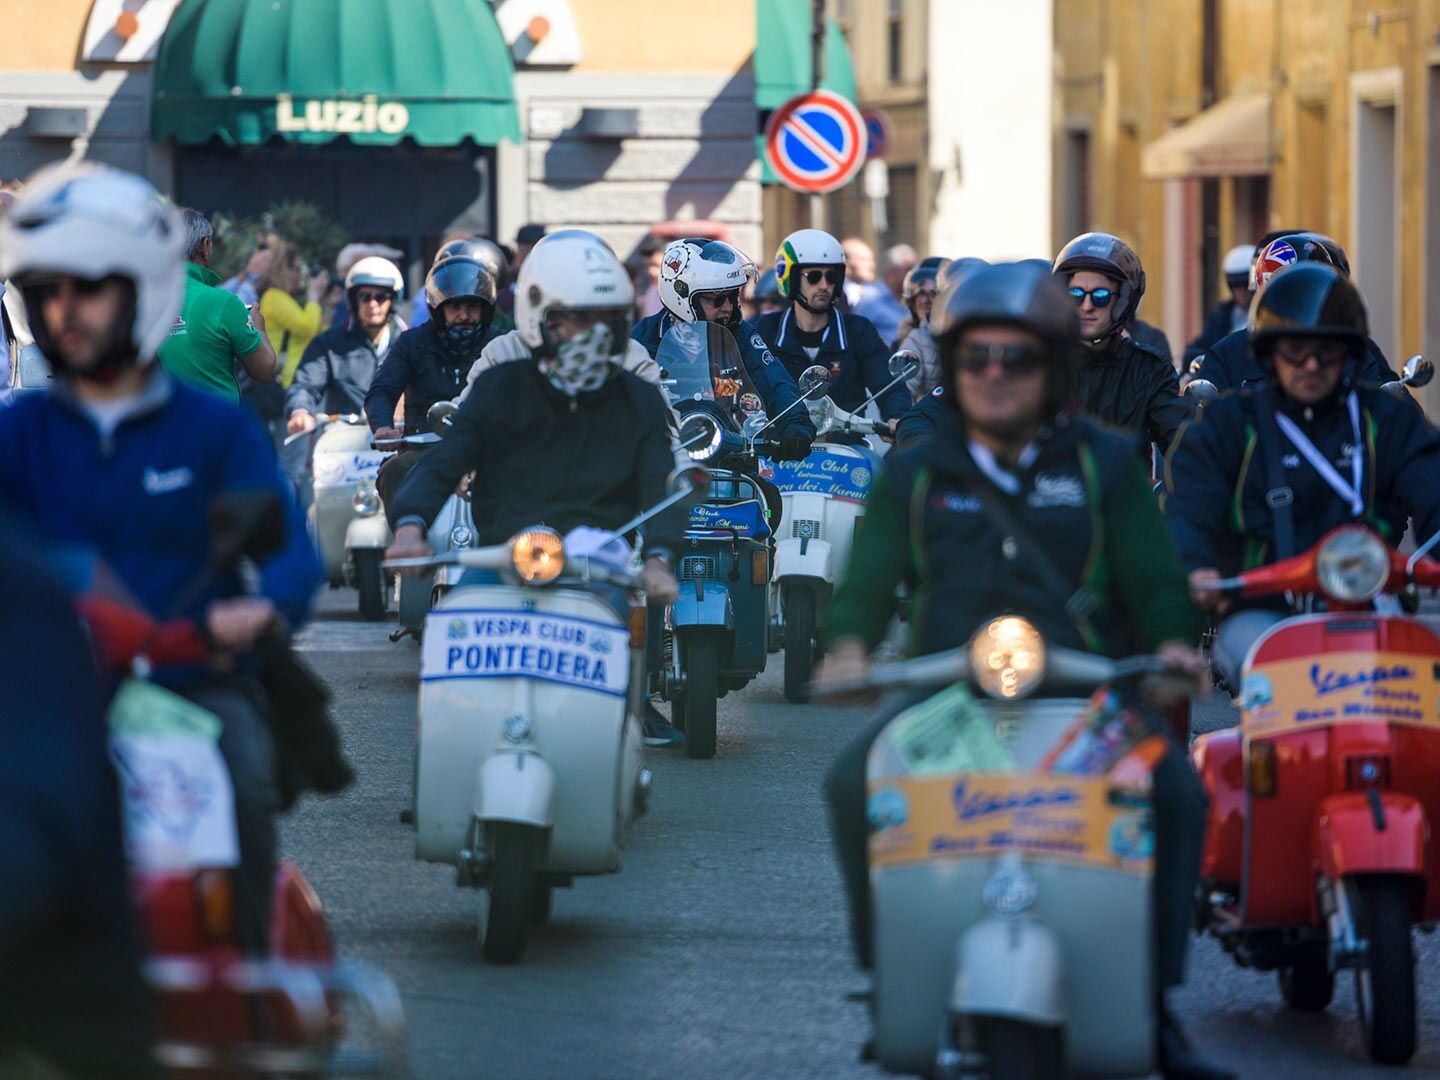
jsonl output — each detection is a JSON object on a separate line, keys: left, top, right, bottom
{"left": 772, "top": 433, "right": 813, "bottom": 462}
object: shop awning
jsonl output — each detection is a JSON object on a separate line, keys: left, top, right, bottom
{"left": 151, "top": 0, "right": 521, "bottom": 147}
{"left": 1142, "top": 94, "right": 1272, "bottom": 179}
{"left": 754, "top": 0, "right": 857, "bottom": 183}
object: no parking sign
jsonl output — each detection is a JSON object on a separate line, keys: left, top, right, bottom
{"left": 763, "top": 89, "right": 866, "bottom": 195}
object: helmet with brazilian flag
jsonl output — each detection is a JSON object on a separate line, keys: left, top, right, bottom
{"left": 773, "top": 228, "right": 846, "bottom": 313}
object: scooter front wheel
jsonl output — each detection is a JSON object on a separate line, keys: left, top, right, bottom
{"left": 1353, "top": 875, "right": 1417, "bottom": 1064}
{"left": 677, "top": 633, "right": 720, "bottom": 760}
{"left": 480, "top": 823, "right": 541, "bottom": 964}
{"left": 971, "top": 1017, "right": 1064, "bottom": 1079}
{"left": 782, "top": 584, "right": 817, "bottom": 704}
{"left": 354, "top": 548, "right": 386, "bottom": 621}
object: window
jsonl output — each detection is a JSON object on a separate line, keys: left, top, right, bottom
{"left": 886, "top": 165, "right": 919, "bottom": 249}
{"left": 1353, "top": 94, "right": 1399, "bottom": 359}
{"left": 888, "top": 0, "right": 904, "bottom": 84}
{"left": 1064, "top": 130, "right": 1092, "bottom": 238}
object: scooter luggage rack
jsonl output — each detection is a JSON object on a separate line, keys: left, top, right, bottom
{"left": 148, "top": 956, "right": 406, "bottom": 1076}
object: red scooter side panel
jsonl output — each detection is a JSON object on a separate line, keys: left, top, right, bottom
{"left": 1313, "top": 792, "right": 1429, "bottom": 878}
{"left": 1242, "top": 728, "right": 1330, "bottom": 925}
{"left": 1192, "top": 729, "right": 1244, "bottom": 886}
{"left": 271, "top": 861, "right": 336, "bottom": 964}
{"left": 1390, "top": 726, "right": 1440, "bottom": 921}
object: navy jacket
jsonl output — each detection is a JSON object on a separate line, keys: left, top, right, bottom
{"left": 632, "top": 311, "right": 815, "bottom": 440}
{"left": 0, "top": 374, "right": 318, "bottom": 641}
{"left": 895, "top": 384, "right": 947, "bottom": 451}
{"left": 286, "top": 316, "right": 403, "bottom": 418}
{"left": 1192, "top": 328, "right": 1399, "bottom": 391}
{"left": 365, "top": 320, "right": 502, "bottom": 434}
{"left": 1183, "top": 300, "right": 1245, "bottom": 365}
{"left": 1164, "top": 384, "right": 1440, "bottom": 574}
{"left": 747, "top": 307, "right": 911, "bottom": 420}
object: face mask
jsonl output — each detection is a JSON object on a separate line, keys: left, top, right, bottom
{"left": 538, "top": 323, "right": 615, "bottom": 396}
{"left": 439, "top": 321, "right": 486, "bottom": 358}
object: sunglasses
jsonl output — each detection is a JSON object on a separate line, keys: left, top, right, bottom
{"left": 22, "top": 276, "right": 113, "bottom": 301}
{"left": 354, "top": 289, "right": 394, "bottom": 306}
{"left": 1273, "top": 339, "right": 1349, "bottom": 368}
{"left": 1068, "top": 286, "right": 1115, "bottom": 309}
{"left": 801, "top": 269, "right": 841, "bottom": 286}
{"left": 956, "top": 343, "right": 1047, "bottom": 378}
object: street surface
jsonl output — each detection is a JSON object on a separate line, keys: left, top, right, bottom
{"left": 289, "top": 590, "right": 1439, "bottom": 1079}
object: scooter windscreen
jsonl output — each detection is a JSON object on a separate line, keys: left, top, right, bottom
{"left": 656, "top": 321, "right": 754, "bottom": 411}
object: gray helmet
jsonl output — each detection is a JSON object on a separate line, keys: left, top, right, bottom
{"left": 1052, "top": 232, "right": 1146, "bottom": 338}
{"left": 934, "top": 261, "right": 1081, "bottom": 417}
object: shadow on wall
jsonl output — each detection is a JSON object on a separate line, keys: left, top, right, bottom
{"left": 0, "top": 69, "right": 160, "bottom": 184}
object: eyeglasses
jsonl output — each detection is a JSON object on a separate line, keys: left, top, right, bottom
{"left": 354, "top": 289, "right": 394, "bottom": 306}
{"left": 955, "top": 343, "right": 1047, "bottom": 378}
{"left": 1273, "top": 338, "right": 1349, "bottom": 368}
{"left": 21, "top": 275, "right": 112, "bottom": 302}
{"left": 695, "top": 289, "right": 740, "bottom": 310}
{"left": 1068, "top": 286, "right": 1115, "bottom": 309}
{"left": 802, "top": 269, "right": 841, "bottom": 286}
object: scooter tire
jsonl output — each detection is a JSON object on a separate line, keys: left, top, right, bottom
{"left": 782, "top": 585, "right": 816, "bottom": 704}
{"left": 1354, "top": 876, "right": 1417, "bottom": 1064}
{"left": 678, "top": 634, "right": 720, "bottom": 760}
{"left": 976, "top": 1017, "right": 1064, "bottom": 1079}
{"left": 355, "top": 549, "right": 386, "bottom": 621}
{"left": 531, "top": 883, "right": 554, "bottom": 926}
{"left": 1278, "top": 946, "right": 1333, "bottom": 1012}
{"left": 481, "top": 823, "right": 540, "bottom": 964}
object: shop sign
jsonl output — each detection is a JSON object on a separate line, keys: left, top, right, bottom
{"left": 275, "top": 94, "right": 410, "bottom": 136}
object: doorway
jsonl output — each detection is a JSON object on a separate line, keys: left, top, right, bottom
{"left": 1351, "top": 75, "right": 1400, "bottom": 360}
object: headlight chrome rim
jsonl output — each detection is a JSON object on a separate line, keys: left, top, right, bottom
{"left": 968, "top": 616, "right": 1047, "bottom": 700}
{"left": 510, "top": 526, "right": 566, "bottom": 585}
{"left": 1315, "top": 526, "right": 1389, "bottom": 603}
{"left": 679, "top": 412, "right": 723, "bottom": 462}
{"left": 352, "top": 481, "right": 381, "bottom": 516}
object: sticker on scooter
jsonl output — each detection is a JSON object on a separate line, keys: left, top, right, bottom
{"left": 1241, "top": 650, "right": 1440, "bottom": 738}
{"left": 762, "top": 446, "right": 875, "bottom": 502}
{"left": 313, "top": 450, "right": 385, "bottom": 487}
{"left": 421, "top": 608, "right": 629, "bottom": 697}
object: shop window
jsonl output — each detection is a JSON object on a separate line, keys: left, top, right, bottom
{"left": 886, "top": 164, "right": 918, "bottom": 250}
{"left": 887, "top": 0, "right": 904, "bottom": 84}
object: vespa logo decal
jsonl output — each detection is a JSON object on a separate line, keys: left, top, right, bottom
{"left": 276, "top": 93, "right": 409, "bottom": 136}
{"left": 1310, "top": 663, "right": 1415, "bottom": 696}
{"left": 951, "top": 781, "right": 1082, "bottom": 822}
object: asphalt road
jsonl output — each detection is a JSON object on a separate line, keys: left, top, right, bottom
{"left": 287, "top": 591, "right": 1439, "bottom": 1079}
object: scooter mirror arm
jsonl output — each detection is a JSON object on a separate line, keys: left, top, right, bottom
{"left": 1405, "top": 527, "right": 1440, "bottom": 577}
{"left": 809, "top": 647, "right": 969, "bottom": 698}
{"left": 612, "top": 483, "right": 698, "bottom": 537}
{"left": 744, "top": 383, "right": 827, "bottom": 450}
{"left": 849, "top": 369, "right": 911, "bottom": 420}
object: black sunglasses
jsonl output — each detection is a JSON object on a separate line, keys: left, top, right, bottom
{"left": 802, "top": 269, "right": 841, "bottom": 286}
{"left": 1068, "top": 286, "right": 1115, "bottom": 309}
{"left": 354, "top": 288, "right": 395, "bottom": 305}
{"left": 21, "top": 275, "right": 114, "bottom": 301}
{"left": 1273, "top": 338, "right": 1349, "bottom": 368}
{"left": 955, "top": 343, "right": 1047, "bottom": 377}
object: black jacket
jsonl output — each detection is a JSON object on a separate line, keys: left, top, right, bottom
{"left": 1164, "top": 384, "right": 1440, "bottom": 573}
{"left": 389, "top": 362, "right": 687, "bottom": 557}
{"left": 286, "top": 317, "right": 402, "bottom": 418}
{"left": 1183, "top": 300, "right": 1245, "bottom": 365}
{"left": 1078, "top": 332, "right": 1188, "bottom": 451}
{"left": 747, "top": 308, "right": 911, "bottom": 420}
{"left": 1130, "top": 319, "right": 1174, "bottom": 367}
{"left": 364, "top": 321, "right": 502, "bottom": 434}
{"left": 1192, "top": 328, "right": 1399, "bottom": 391}
{"left": 895, "top": 384, "right": 946, "bottom": 451}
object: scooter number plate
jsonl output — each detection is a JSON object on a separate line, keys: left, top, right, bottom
{"left": 421, "top": 608, "right": 629, "bottom": 698}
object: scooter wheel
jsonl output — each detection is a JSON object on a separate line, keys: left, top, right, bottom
{"left": 480, "top": 823, "right": 541, "bottom": 964}
{"left": 782, "top": 585, "right": 816, "bottom": 704}
{"left": 679, "top": 633, "right": 720, "bottom": 760}
{"left": 1354, "top": 876, "right": 1417, "bottom": 1064}
{"left": 354, "top": 548, "right": 386, "bottom": 621}
{"left": 976, "top": 1017, "right": 1064, "bottom": 1078}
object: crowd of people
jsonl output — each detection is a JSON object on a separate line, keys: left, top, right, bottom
{"left": 2, "top": 154, "right": 1438, "bottom": 1078}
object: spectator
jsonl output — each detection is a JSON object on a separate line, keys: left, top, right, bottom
{"left": 852, "top": 243, "right": 917, "bottom": 346}
{"left": 158, "top": 208, "right": 276, "bottom": 402}
{"left": 635, "top": 233, "right": 665, "bottom": 317}
{"left": 840, "top": 236, "right": 876, "bottom": 308}
{"left": 222, "top": 241, "right": 274, "bottom": 307}
{"left": 260, "top": 241, "right": 329, "bottom": 387}
{"left": 496, "top": 223, "right": 546, "bottom": 315}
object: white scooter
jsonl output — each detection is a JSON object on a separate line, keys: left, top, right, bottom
{"left": 289, "top": 415, "right": 391, "bottom": 620}
{"left": 815, "top": 618, "right": 1177, "bottom": 1078}
{"left": 383, "top": 471, "right": 703, "bottom": 963}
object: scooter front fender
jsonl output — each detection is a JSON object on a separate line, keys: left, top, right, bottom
{"left": 951, "top": 916, "right": 1064, "bottom": 1027}
{"left": 773, "top": 537, "right": 835, "bottom": 585}
{"left": 345, "top": 513, "right": 392, "bottom": 551}
{"left": 671, "top": 579, "right": 733, "bottom": 629}
{"left": 1314, "top": 792, "right": 1428, "bottom": 879}
{"left": 475, "top": 750, "right": 555, "bottom": 829}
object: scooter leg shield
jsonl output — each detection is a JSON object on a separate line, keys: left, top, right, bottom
{"left": 670, "top": 580, "right": 733, "bottom": 629}
{"left": 475, "top": 751, "right": 556, "bottom": 829}
{"left": 772, "top": 537, "right": 835, "bottom": 584}
{"left": 1314, "top": 792, "right": 1428, "bottom": 879}
{"left": 950, "top": 917, "right": 1065, "bottom": 1027}
{"left": 345, "top": 515, "right": 393, "bottom": 551}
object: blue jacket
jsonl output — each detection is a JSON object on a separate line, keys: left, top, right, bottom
{"left": 746, "top": 308, "right": 911, "bottom": 420}
{"left": 631, "top": 311, "right": 815, "bottom": 440}
{"left": 0, "top": 374, "right": 318, "bottom": 644}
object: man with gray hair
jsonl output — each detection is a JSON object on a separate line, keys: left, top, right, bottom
{"left": 157, "top": 207, "right": 276, "bottom": 401}
{"left": 852, "top": 242, "right": 917, "bottom": 346}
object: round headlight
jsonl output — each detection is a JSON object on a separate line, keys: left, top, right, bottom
{"left": 352, "top": 482, "right": 381, "bottom": 516}
{"left": 678, "top": 413, "right": 723, "bottom": 462}
{"left": 968, "top": 616, "right": 1047, "bottom": 700}
{"left": 449, "top": 524, "right": 474, "bottom": 549}
{"left": 808, "top": 397, "right": 835, "bottom": 426}
{"left": 1315, "top": 527, "right": 1389, "bottom": 603}
{"left": 510, "top": 527, "right": 565, "bottom": 585}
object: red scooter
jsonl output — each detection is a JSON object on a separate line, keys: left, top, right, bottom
{"left": 1191, "top": 524, "right": 1440, "bottom": 1065}
{"left": 78, "top": 492, "right": 404, "bottom": 1074}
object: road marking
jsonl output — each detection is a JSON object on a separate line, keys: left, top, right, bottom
{"left": 294, "top": 621, "right": 402, "bottom": 653}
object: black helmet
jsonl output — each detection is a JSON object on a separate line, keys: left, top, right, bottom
{"left": 1303, "top": 233, "right": 1350, "bottom": 278}
{"left": 1052, "top": 232, "right": 1146, "bottom": 338}
{"left": 934, "top": 261, "right": 1081, "bottom": 417}
{"left": 425, "top": 256, "right": 497, "bottom": 358}
{"left": 433, "top": 236, "right": 507, "bottom": 281}
{"left": 754, "top": 267, "right": 782, "bottom": 304}
{"left": 1249, "top": 262, "right": 1367, "bottom": 371}
{"left": 935, "top": 257, "right": 989, "bottom": 299}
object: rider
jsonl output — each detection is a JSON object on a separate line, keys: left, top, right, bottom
{"left": 0, "top": 163, "right": 320, "bottom": 956}
{"left": 1053, "top": 231, "right": 1188, "bottom": 453}
{"left": 751, "top": 267, "right": 785, "bottom": 317}
{"left": 749, "top": 229, "right": 912, "bottom": 431}
{"left": 892, "top": 258, "right": 989, "bottom": 451}
{"left": 286, "top": 255, "right": 406, "bottom": 434}
{"left": 367, "top": 254, "right": 501, "bottom": 507}
{"left": 1182, "top": 243, "right": 1255, "bottom": 365}
{"left": 1165, "top": 262, "right": 1440, "bottom": 685}
{"left": 895, "top": 255, "right": 949, "bottom": 399}
{"left": 814, "top": 261, "right": 1231, "bottom": 1080}
{"left": 410, "top": 236, "right": 516, "bottom": 333}
{"left": 632, "top": 236, "right": 815, "bottom": 459}
{"left": 1190, "top": 234, "right": 1400, "bottom": 391}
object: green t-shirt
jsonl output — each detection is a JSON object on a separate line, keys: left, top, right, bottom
{"left": 157, "top": 263, "right": 263, "bottom": 402}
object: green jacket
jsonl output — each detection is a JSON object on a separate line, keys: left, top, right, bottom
{"left": 826, "top": 408, "right": 1200, "bottom": 659}
{"left": 157, "top": 263, "right": 262, "bottom": 402}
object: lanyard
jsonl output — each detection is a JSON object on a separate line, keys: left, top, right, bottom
{"left": 1273, "top": 392, "right": 1365, "bottom": 517}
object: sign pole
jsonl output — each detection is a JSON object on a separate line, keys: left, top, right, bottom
{"left": 809, "top": 0, "right": 826, "bottom": 230}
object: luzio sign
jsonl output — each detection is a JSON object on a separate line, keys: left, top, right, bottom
{"left": 275, "top": 93, "right": 410, "bottom": 136}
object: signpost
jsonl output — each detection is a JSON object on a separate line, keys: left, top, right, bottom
{"left": 762, "top": 89, "right": 867, "bottom": 196}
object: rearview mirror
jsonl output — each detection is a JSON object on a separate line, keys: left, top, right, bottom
{"left": 209, "top": 491, "right": 286, "bottom": 567}
{"left": 427, "top": 401, "right": 458, "bottom": 431}
{"left": 799, "top": 365, "right": 831, "bottom": 398}
{"left": 1403, "top": 354, "right": 1433, "bottom": 389}
{"left": 888, "top": 351, "right": 921, "bottom": 381}
{"left": 742, "top": 413, "right": 769, "bottom": 439}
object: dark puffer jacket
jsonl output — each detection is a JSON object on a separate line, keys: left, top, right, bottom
{"left": 1077, "top": 331, "right": 1188, "bottom": 452}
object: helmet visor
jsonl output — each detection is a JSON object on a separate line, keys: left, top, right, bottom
{"left": 425, "top": 258, "right": 496, "bottom": 309}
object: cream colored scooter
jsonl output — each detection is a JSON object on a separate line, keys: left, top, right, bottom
{"left": 384, "top": 470, "right": 703, "bottom": 963}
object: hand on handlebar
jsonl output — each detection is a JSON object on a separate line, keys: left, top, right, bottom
{"left": 287, "top": 410, "right": 317, "bottom": 435}
{"left": 1155, "top": 639, "right": 1210, "bottom": 700}
{"left": 206, "top": 597, "right": 279, "bottom": 653}
{"left": 386, "top": 524, "right": 431, "bottom": 578}
{"left": 1188, "top": 567, "right": 1231, "bottom": 615}
{"left": 771, "top": 433, "right": 813, "bottom": 461}
{"left": 639, "top": 557, "right": 679, "bottom": 605}
{"left": 813, "top": 638, "right": 876, "bottom": 704}
{"left": 372, "top": 425, "right": 403, "bottom": 446}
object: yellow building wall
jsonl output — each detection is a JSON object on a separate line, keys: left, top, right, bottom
{"left": 0, "top": 0, "right": 94, "bottom": 70}
{"left": 568, "top": 1, "right": 753, "bottom": 73}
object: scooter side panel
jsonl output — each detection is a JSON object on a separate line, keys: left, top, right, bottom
{"left": 1191, "top": 728, "right": 1244, "bottom": 886}
{"left": 312, "top": 487, "right": 355, "bottom": 583}
{"left": 1313, "top": 791, "right": 1428, "bottom": 878}
{"left": 344, "top": 511, "right": 391, "bottom": 552}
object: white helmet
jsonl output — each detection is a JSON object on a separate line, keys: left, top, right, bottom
{"left": 1222, "top": 244, "right": 1255, "bottom": 284}
{"left": 774, "top": 228, "right": 845, "bottom": 306}
{"left": 345, "top": 255, "right": 404, "bottom": 297}
{"left": 0, "top": 162, "right": 184, "bottom": 370}
{"left": 658, "top": 237, "right": 756, "bottom": 328}
{"left": 515, "top": 229, "right": 634, "bottom": 352}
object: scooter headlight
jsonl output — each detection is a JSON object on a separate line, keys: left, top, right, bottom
{"left": 1315, "top": 526, "right": 1389, "bottom": 603}
{"left": 678, "top": 412, "right": 723, "bottom": 462}
{"left": 449, "top": 524, "right": 474, "bottom": 549}
{"left": 352, "top": 480, "right": 381, "bottom": 516}
{"left": 510, "top": 526, "right": 565, "bottom": 585}
{"left": 968, "top": 616, "right": 1047, "bottom": 700}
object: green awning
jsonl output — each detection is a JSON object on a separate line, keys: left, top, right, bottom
{"left": 753, "top": 0, "right": 858, "bottom": 183}
{"left": 152, "top": 0, "right": 521, "bottom": 147}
